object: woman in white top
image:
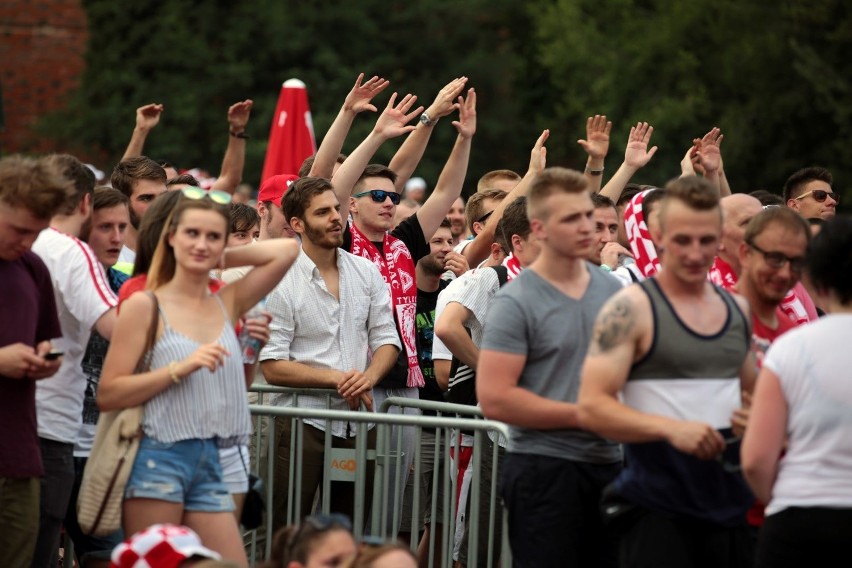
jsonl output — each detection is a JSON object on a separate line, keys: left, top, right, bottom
{"left": 99, "top": 189, "right": 299, "bottom": 566}
{"left": 742, "top": 216, "right": 852, "bottom": 568}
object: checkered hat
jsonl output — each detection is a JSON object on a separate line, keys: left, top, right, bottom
{"left": 110, "top": 524, "right": 221, "bottom": 568}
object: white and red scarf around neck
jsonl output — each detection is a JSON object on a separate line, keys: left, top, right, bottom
{"left": 501, "top": 253, "right": 522, "bottom": 280}
{"left": 624, "top": 190, "right": 661, "bottom": 278}
{"left": 349, "top": 223, "right": 425, "bottom": 387}
{"left": 709, "top": 256, "right": 815, "bottom": 326}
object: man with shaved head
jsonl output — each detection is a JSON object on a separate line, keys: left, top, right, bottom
{"left": 709, "top": 194, "right": 764, "bottom": 289}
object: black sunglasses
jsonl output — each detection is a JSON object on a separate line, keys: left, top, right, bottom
{"left": 746, "top": 240, "right": 806, "bottom": 274}
{"left": 353, "top": 189, "right": 401, "bottom": 205}
{"left": 475, "top": 210, "right": 495, "bottom": 225}
{"left": 795, "top": 189, "right": 840, "bottom": 204}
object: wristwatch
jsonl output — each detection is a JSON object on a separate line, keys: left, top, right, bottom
{"left": 419, "top": 112, "right": 437, "bottom": 127}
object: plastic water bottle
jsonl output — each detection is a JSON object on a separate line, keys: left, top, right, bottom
{"left": 239, "top": 298, "right": 266, "bottom": 364}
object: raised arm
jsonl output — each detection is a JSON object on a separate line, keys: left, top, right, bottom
{"left": 121, "top": 103, "right": 163, "bottom": 161}
{"left": 692, "top": 127, "right": 724, "bottom": 195}
{"left": 330, "top": 92, "right": 423, "bottom": 225}
{"left": 577, "top": 114, "right": 612, "bottom": 194}
{"left": 211, "top": 99, "right": 253, "bottom": 194}
{"left": 310, "top": 73, "right": 390, "bottom": 179}
{"left": 388, "top": 77, "right": 468, "bottom": 191}
{"left": 599, "top": 122, "right": 658, "bottom": 202}
{"left": 415, "top": 88, "right": 476, "bottom": 239}
{"left": 219, "top": 238, "right": 300, "bottom": 322}
{"left": 462, "top": 128, "right": 549, "bottom": 266}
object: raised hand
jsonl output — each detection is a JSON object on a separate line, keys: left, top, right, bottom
{"left": 227, "top": 99, "right": 253, "bottom": 132}
{"left": 693, "top": 127, "right": 723, "bottom": 174}
{"left": 577, "top": 115, "right": 612, "bottom": 160}
{"left": 443, "top": 251, "right": 469, "bottom": 276}
{"left": 623, "top": 122, "right": 658, "bottom": 169}
{"left": 451, "top": 88, "right": 477, "bottom": 139}
{"left": 372, "top": 92, "right": 424, "bottom": 140}
{"left": 681, "top": 144, "right": 698, "bottom": 176}
{"left": 600, "top": 242, "right": 633, "bottom": 270}
{"left": 426, "top": 76, "right": 468, "bottom": 119}
{"left": 135, "top": 103, "right": 163, "bottom": 131}
{"left": 529, "top": 129, "right": 550, "bottom": 174}
{"left": 343, "top": 73, "right": 390, "bottom": 114}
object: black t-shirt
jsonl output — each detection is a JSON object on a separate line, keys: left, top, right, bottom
{"left": 343, "top": 214, "right": 430, "bottom": 388}
{"left": 416, "top": 279, "right": 450, "bottom": 412}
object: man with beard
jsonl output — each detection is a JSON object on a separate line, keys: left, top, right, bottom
{"left": 109, "top": 156, "right": 167, "bottom": 265}
{"left": 259, "top": 177, "right": 400, "bottom": 529}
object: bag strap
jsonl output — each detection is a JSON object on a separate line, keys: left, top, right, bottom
{"left": 136, "top": 292, "right": 160, "bottom": 372}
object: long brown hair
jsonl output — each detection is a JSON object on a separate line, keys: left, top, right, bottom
{"left": 146, "top": 196, "right": 229, "bottom": 290}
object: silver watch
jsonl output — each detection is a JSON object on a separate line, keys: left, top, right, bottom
{"left": 419, "top": 112, "right": 437, "bottom": 127}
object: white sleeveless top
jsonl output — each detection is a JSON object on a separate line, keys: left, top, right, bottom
{"left": 142, "top": 294, "right": 250, "bottom": 448}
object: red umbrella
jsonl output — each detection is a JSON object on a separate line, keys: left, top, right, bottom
{"left": 261, "top": 78, "right": 317, "bottom": 181}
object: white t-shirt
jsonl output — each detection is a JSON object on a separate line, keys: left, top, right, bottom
{"left": 33, "top": 228, "right": 117, "bottom": 444}
{"left": 764, "top": 314, "right": 852, "bottom": 515}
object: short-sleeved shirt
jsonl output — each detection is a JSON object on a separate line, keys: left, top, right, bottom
{"left": 33, "top": 228, "right": 117, "bottom": 444}
{"left": 260, "top": 248, "right": 401, "bottom": 437}
{"left": 343, "top": 214, "right": 430, "bottom": 389}
{"left": 763, "top": 314, "right": 852, "bottom": 515}
{"left": 0, "top": 252, "right": 62, "bottom": 477}
{"left": 481, "top": 265, "right": 622, "bottom": 462}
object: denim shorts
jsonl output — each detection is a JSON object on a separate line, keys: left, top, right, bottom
{"left": 124, "top": 437, "right": 234, "bottom": 512}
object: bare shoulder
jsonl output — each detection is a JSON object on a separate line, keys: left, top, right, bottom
{"left": 726, "top": 289, "right": 752, "bottom": 320}
{"left": 120, "top": 290, "right": 156, "bottom": 318}
{"left": 588, "top": 285, "right": 652, "bottom": 356}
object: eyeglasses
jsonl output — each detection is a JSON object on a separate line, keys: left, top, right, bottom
{"left": 746, "top": 240, "right": 806, "bottom": 273}
{"left": 475, "top": 210, "right": 495, "bottom": 225}
{"left": 181, "top": 187, "right": 232, "bottom": 205}
{"left": 795, "top": 189, "right": 839, "bottom": 204}
{"left": 353, "top": 189, "right": 401, "bottom": 205}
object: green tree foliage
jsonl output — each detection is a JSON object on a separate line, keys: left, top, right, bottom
{"left": 528, "top": 0, "right": 851, "bottom": 202}
{"left": 41, "top": 0, "right": 850, "bottom": 204}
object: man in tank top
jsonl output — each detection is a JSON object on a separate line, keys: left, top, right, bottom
{"left": 578, "top": 176, "right": 757, "bottom": 568}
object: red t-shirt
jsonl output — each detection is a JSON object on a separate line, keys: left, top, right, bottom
{"left": 117, "top": 275, "right": 225, "bottom": 310}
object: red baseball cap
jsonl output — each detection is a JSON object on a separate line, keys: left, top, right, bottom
{"left": 110, "top": 524, "right": 220, "bottom": 568}
{"left": 257, "top": 174, "right": 299, "bottom": 207}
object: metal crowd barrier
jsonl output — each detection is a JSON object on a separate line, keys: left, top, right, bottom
{"left": 245, "top": 385, "right": 511, "bottom": 568}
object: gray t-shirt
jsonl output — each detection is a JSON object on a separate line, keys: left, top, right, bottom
{"left": 481, "top": 264, "right": 622, "bottom": 462}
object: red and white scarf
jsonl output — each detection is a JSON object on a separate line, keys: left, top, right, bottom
{"left": 709, "top": 257, "right": 815, "bottom": 326}
{"left": 624, "top": 190, "right": 661, "bottom": 278}
{"left": 501, "top": 253, "right": 522, "bottom": 281}
{"left": 349, "top": 224, "right": 425, "bottom": 387}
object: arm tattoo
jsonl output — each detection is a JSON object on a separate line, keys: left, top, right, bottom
{"left": 590, "top": 296, "right": 635, "bottom": 354}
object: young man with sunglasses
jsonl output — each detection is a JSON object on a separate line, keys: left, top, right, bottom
{"left": 578, "top": 176, "right": 757, "bottom": 568}
{"left": 329, "top": 90, "right": 475, "bottom": 531}
{"left": 784, "top": 166, "right": 839, "bottom": 220}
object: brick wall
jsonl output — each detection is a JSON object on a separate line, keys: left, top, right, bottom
{"left": 0, "top": 0, "right": 88, "bottom": 155}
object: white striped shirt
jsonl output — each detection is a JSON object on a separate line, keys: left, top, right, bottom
{"left": 33, "top": 228, "right": 117, "bottom": 444}
{"left": 260, "top": 248, "right": 401, "bottom": 437}
{"left": 143, "top": 295, "right": 251, "bottom": 447}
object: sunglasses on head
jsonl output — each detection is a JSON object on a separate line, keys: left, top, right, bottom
{"left": 795, "top": 189, "right": 839, "bottom": 204}
{"left": 746, "top": 240, "right": 806, "bottom": 274}
{"left": 353, "top": 189, "right": 401, "bottom": 205}
{"left": 181, "top": 187, "right": 232, "bottom": 205}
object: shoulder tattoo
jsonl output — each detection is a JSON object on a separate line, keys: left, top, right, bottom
{"left": 590, "top": 296, "right": 635, "bottom": 354}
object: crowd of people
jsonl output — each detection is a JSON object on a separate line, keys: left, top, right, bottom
{"left": 1, "top": 71, "right": 850, "bottom": 568}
